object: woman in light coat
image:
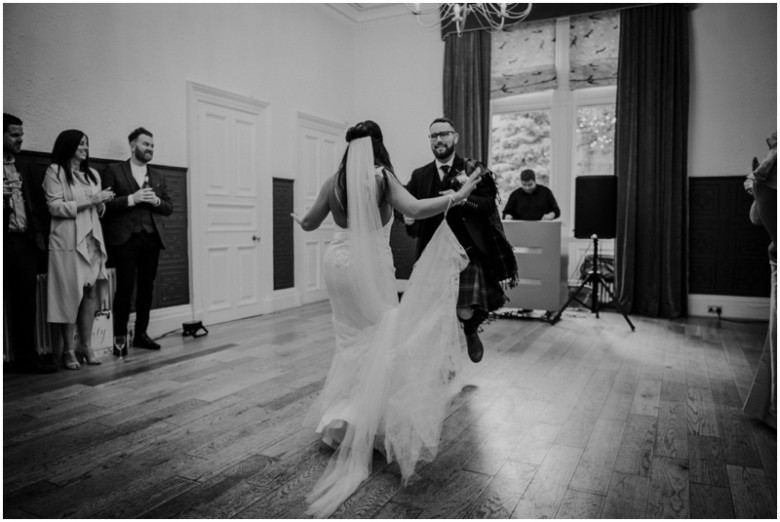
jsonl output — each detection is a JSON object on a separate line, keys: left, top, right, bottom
{"left": 44, "top": 130, "right": 114, "bottom": 369}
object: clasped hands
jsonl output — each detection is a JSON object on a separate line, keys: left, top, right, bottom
{"left": 133, "top": 187, "right": 160, "bottom": 206}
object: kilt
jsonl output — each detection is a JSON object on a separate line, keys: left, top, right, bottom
{"left": 457, "top": 257, "right": 507, "bottom": 313}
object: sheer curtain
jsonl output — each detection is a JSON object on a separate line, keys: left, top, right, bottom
{"left": 614, "top": 4, "right": 690, "bottom": 318}
{"left": 443, "top": 30, "right": 491, "bottom": 163}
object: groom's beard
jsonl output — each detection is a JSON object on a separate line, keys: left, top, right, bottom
{"left": 432, "top": 142, "right": 455, "bottom": 161}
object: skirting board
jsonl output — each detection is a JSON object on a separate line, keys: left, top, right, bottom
{"left": 688, "top": 294, "right": 770, "bottom": 321}
{"left": 273, "top": 288, "right": 302, "bottom": 313}
{"left": 128, "top": 304, "right": 194, "bottom": 340}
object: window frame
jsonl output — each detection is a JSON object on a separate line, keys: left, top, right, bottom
{"left": 568, "top": 85, "right": 618, "bottom": 226}
{"left": 489, "top": 17, "right": 617, "bottom": 238}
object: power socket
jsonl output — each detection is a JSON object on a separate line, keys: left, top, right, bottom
{"left": 707, "top": 305, "right": 722, "bottom": 315}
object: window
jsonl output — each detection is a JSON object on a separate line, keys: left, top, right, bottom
{"left": 489, "top": 12, "right": 619, "bottom": 222}
{"left": 574, "top": 102, "right": 616, "bottom": 177}
{"left": 490, "top": 109, "right": 551, "bottom": 205}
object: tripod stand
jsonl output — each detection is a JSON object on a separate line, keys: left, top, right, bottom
{"left": 551, "top": 234, "right": 635, "bottom": 331}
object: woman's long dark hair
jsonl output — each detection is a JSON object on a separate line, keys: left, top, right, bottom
{"left": 335, "top": 120, "right": 394, "bottom": 215}
{"left": 50, "top": 129, "right": 97, "bottom": 186}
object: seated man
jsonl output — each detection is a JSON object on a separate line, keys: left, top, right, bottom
{"left": 502, "top": 169, "right": 560, "bottom": 221}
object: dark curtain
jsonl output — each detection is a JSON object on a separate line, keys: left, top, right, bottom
{"left": 443, "top": 30, "right": 491, "bottom": 163}
{"left": 614, "top": 4, "right": 689, "bottom": 318}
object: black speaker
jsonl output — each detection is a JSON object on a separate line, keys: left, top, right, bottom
{"left": 574, "top": 175, "right": 617, "bottom": 239}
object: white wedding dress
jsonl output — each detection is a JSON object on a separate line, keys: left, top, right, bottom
{"left": 304, "top": 137, "right": 469, "bottom": 518}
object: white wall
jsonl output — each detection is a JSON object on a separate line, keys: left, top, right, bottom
{"left": 4, "top": 3, "right": 358, "bottom": 333}
{"left": 353, "top": 14, "right": 444, "bottom": 182}
{"left": 688, "top": 3, "right": 777, "bottom": 178}
{"left": 687, "top": 3, "right": 776, "bottom": 319}
{"left": 3, "top": 3, "right": 354, "bottom": 175}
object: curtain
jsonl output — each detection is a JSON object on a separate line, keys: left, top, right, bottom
{"left": 443, "top": 30, "right": 491, "bottom": 163}
{"left": 614, "top": 4, "right": 689, "bottom": 318}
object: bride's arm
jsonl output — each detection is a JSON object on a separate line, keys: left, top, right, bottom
{"left": 384, "top": 168, "right": 482, "bottom": 220}
{"left": 293, "top": 176, "right": 332, "bottom": 231}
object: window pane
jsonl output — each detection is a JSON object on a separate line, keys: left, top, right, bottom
{"left": 490, "top": 110, "right": 551, "bottom": 206}
{"left": 575, "top": 104, "right": 616, "bottom": 176}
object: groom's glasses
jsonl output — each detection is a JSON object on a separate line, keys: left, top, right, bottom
{"left": 429, "top": 131, "right": 455, "bottom": 141}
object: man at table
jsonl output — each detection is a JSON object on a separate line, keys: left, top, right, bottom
{"left": 502, "top": 169, "right": 560, "bottom": 221}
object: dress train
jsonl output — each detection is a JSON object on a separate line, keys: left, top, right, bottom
{"left": 305, "top": 221, "right": 468, "bottom": 517}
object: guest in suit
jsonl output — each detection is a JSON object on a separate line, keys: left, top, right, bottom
{"left": 404, "top": 117, "right": 518, "bottom": 363}
{"left": 44, "top": 130, "right": 114, "bottom": 369}
{"left": 3, "top": 113, "right": 57, "bottom": 373}
{"left": 101, "top": 128, "right": 172, "bottom": 354}
{"left": 502, "top": 169, "right": 560, "bottom": 221}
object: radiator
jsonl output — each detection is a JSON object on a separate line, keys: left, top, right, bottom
{"left": 34, "top": 269, "right": 116, "bottom": 354}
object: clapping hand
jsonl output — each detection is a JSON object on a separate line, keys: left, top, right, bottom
{"left": 92, "top": 187, "right": 115, "bottom": 205}
{"left": 133, "top": 187, "right": 157, "bottom": 205}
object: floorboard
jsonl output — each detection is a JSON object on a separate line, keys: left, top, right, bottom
{"left": 3, "top": 304, "right": 775, "bottom": 519}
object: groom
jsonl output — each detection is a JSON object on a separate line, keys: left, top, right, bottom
{"left": 404, "top": 117, "right": 517, "bottom": 363}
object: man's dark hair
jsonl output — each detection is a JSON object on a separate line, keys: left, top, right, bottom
{"left": 128, "top": 127, "right": 153, "bottom": 143}
{"left": 520, "top": 169, "right": 536, "bottom": 182}
{"left": 429, "top": 117, "right": 456, "bottom": 130}
{"left": 4, "top": 113, "right": 22, "bottom": 133}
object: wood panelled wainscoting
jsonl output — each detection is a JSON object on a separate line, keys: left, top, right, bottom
{"left": 3, "top": 304, "right": 776, "bottom": 518}
{"left": 689, "top": 176, "right": 771, "bottom": 298}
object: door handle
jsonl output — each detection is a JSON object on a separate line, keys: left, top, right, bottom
{"left": 251, "top": 235, "right": 261, "bottom": 242}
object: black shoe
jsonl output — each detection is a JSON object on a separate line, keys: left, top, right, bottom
{"left": 133, "top": 332, "right": 161, "bottom": 350}
{"left": 466, "top": 332, "right": 484, "bottom": 363}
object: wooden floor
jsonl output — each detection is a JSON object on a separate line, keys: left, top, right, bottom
{"left": 3, "top": 302, "right": 777, "bottom": 519}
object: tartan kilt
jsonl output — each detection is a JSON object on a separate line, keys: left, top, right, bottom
{"left": 457, "top": 257, "right": 508, "bottom": 313}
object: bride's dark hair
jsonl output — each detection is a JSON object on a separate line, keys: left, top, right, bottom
{"left": 335, "top": 120, "right": 394, "bottom": 215}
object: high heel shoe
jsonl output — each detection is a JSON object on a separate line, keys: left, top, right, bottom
{"left": 75, "top": 348, "right": 102, "bottom": 366}
{"left": 62, "top": 351, "right": 81, "bottom": 370}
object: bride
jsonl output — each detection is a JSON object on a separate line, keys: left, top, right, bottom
{"left": 293, "top": 120, "right": 483, "bottom": 517}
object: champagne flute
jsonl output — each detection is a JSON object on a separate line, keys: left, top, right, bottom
{"left": 113, "top": 334, "right": 126, "bottom": 361}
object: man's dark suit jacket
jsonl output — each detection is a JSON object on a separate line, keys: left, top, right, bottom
{"left": 101, "top": 160, "right": 173, "bottom": 248}
{"left": 404, "top": 154, "right": 501, "bottom": 261}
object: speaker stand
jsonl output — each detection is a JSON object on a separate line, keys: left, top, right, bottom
{"left": 551, "top": 235, "right": 635, "bottom": 331}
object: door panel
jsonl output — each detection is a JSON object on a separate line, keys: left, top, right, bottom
{"left": 189, "top": 83, "right": 271, "bottom": 325}
{"left": 296, "top": 114, "right": 344, "bottom": 304}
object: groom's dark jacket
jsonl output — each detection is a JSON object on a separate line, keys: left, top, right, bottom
{"left": 404, "top": 154, "right": 517, "bottom": 285}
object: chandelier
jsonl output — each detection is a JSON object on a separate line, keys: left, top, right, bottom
{"left": 406, "top": 3, "right": 533, "bottom": 36}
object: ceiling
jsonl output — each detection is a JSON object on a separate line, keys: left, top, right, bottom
{"left": 326, "top": 3, "right": 415, "bottom": 23}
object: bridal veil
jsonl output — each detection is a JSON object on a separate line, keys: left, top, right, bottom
{"left": 305, "top": 136, "right": 468, "bottom": 517}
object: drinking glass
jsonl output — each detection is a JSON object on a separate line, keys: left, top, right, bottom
{"left": 113, "top": 335, "right": 126, "bottom": 361}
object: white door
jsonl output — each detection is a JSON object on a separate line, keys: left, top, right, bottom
{"left": 295, "top": 113, "right": 345, "bottom": 304}
{"left": 187, "top": 82, "right": 272, "bottom": 325}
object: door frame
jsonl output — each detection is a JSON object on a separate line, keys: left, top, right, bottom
{"left": 293, "top": 112, "right": 345, "bottom": 306}
{"left": 186, "top": 81, "right": 272, "bottom": 326}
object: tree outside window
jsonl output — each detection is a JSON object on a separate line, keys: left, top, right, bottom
{"left": 575, "top": 104, "right": 616, "bottom": 176}
{"left": 490, "top": 110, "right": 551, "bottom": 207}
